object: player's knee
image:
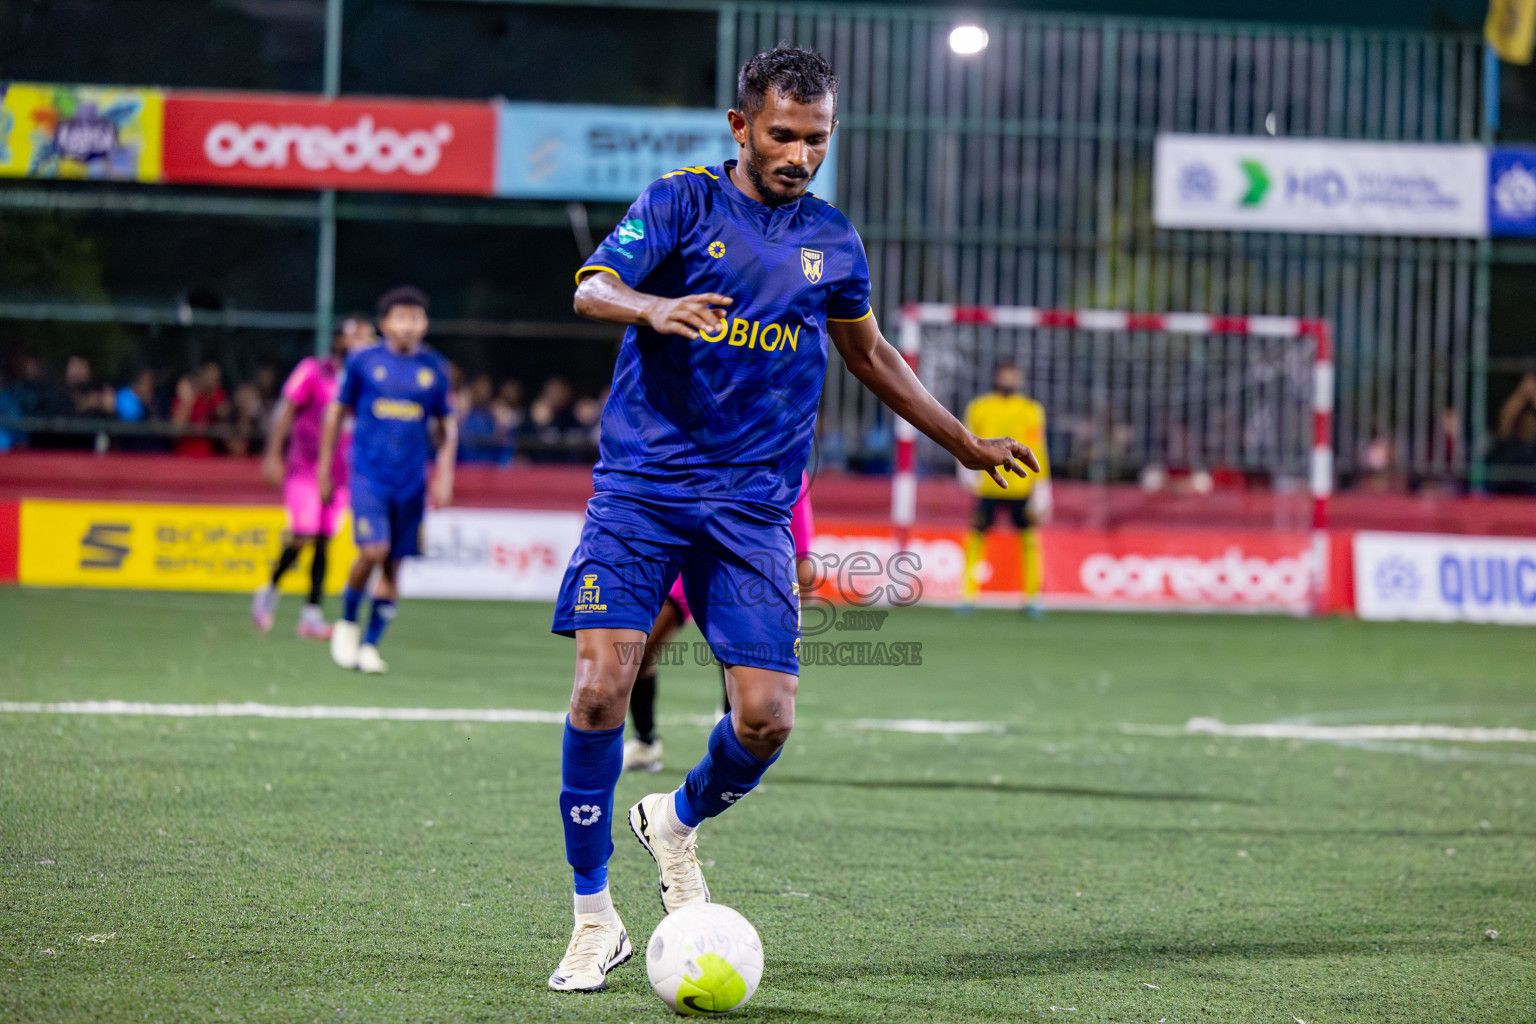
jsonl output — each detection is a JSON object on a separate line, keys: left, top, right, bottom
{"left": 358, "top": 542, "right": 390, "bottom": 565}
{"left": 735, "top": 711, "right": 793, "bottom": 752}
{"left": 569, "top": 685, "right": 619, "bottom": 728}
{"left": 569, "top": 656, "right": 632, "bottom": 729}
{"left": 732, "top": 678, "right": 797, "bottom": 751}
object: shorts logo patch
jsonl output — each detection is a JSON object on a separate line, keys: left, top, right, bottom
{"left": 357, "top": 518, "right": 373, "bottom": 539}
{"left": 708, "top": 240, "right": 726, "bottom": 259}
{"left": 569, "top": 804, "right": 603, "bottom": 826}
{"left": 801, "top": 248, "right": 823, "bottom": 283}
{"left": 574, "top": 573, "right": 607, "bottom": 613}
{"left": 416, "top": 368, "right": 434, "bottom": 388}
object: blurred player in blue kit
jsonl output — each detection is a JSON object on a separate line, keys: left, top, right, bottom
{"left": 546, "top": 47, "right": 1040, "bottom": 991}
{"left": 318, "top": 286, "right": 457, "bottom": 676}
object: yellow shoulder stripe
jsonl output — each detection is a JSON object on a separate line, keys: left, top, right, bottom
{"left": 662, "top": 166, "right": 720, "bottom": 179}
{"left": 574, "top": 265, "right": 621, "bottom": 285}
{"left": 827, "top": 308, "right": 873, "bottom": 323}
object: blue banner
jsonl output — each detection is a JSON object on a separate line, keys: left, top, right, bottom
{"left": 493, "top": 101, "right": 836, "bottom": 205}
{"left": 1489, "top": 146, "right": 1536, "bottom": 236}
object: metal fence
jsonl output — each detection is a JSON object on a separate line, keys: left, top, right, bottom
{"left": 1, "top": 0, "right": 1497, "bottom": 486}
{"left": 718, "top": 5, "right": 1490, "bottom": 485}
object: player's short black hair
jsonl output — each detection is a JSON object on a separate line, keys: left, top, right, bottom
{"left": 737, "top": 46, "right": 839, "bottom": 118}
{"left": 376, "top": 286, "right": 429, "bottom": 320}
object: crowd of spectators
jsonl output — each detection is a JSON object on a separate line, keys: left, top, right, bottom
{"left": 6, "top": 348, "right": 1536, "bottom": 494}
{"left": 1488, "top": 373, "right": 1536, "bottom": 495}
{"left": 0, "top": 348, "right": 606, "bottom": 464}
{"left": 0, "top": 350, "right": 279, "bottom": 455}
{"left": 451, "top": 370, "right": 603, "bottom": 465}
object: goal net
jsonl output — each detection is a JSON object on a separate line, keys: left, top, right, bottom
{"left": 891, "top": 304, "right": 1334, "bottom": 607}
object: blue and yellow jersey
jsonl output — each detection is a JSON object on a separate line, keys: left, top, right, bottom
{"left": 336, "top": 343, "right": 452, "bottom": 495}
{"left": 576, "top": 161, "right": 872, "bottom": 514}
{"left": 963, "top": 392, "right": 1049, "bottom": 499}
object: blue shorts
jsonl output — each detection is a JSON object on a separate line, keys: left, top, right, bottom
{"left": 552, "top": 491, "right": 800, "bottom": 674}
{"left": 350, "top": 476, "right": 425, "bottom": 561}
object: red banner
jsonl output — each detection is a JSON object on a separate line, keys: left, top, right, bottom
{"left": 809, "top": 520, "right": 1318, "bottom": 613}
{"left": 0, "top": 501, "right": 18, "bottom": 583}
{"left": 162, "top": 93, "right": 496, "bottom": 195}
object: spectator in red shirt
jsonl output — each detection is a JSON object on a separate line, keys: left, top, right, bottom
{"left": 171, "top": 361, "right": 230, "bottom": 456}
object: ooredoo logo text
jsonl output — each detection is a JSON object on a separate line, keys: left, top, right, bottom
{"left": 162, "top": 94, "right": 497, "bottom": 195}
{"left": 1079, "top": 546, "right": 1309, "bottom": 606}
{"left": 203, "top": 115, "right": 454, "bottom": 176}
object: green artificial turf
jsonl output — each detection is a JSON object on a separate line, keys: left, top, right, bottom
{"left": 1, "top": 588, "right": 1532, "bottom": 1022}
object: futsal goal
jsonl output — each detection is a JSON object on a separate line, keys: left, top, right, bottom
{"left": 890, "top": 303, "right": 1335, "bottom": 609}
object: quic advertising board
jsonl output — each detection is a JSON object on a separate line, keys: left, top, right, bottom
{"left": 1354, "top": 531, "right": 1536, "bottom": 625}
{"left": 161, "top": 93, "right": 497, "bottom": 195}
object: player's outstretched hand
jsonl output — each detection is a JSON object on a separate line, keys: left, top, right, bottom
{"left": 429, "top": 475, "right": 453, "bottom": 510}
{"left": 262, "top": 452, "right": 283, "bottom": 488}
{"left": 641, "top": 293, "right": 731, "bottom": 340}
{"left": 960, "top": 436, "right": 1042, "bottom": 490}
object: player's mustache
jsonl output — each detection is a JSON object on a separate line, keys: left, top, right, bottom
{"left": 771, "top": 165, "right": 809, "bottom": 180}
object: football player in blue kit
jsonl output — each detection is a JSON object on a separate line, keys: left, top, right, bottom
{"left": 318, "top": 286, "right": 456, "bottom": 676}
{"left": 546, "top": 47, "right": 1041, "bottom": 991}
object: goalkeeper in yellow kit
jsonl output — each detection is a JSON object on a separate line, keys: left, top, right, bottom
{"left": 961, "top": 362, "right": 1051, "bottom": 615}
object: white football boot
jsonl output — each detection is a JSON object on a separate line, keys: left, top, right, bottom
{"left": 547, "top": 909, "right": 632, "bottom": 992}
{"left": 628, "top": 792, "right": 710, "bottom": 914}
{"left": 622, "top": 738, "right": 664, "bottom": 773}
{"left": 251, "top": 584, "right": 277, "bottom": 633}
{"left": 330, "top": 619, "right": 361, "bottom": 669}
{"left": 356, "top": 643, "right": 388, "bottom": 675}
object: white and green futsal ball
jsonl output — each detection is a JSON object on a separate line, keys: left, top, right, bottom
{"left": 646, "top": 903, "right": 763, "bottom": 1016}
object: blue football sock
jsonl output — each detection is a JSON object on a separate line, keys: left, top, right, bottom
{"left": 363, "top": 598, "right": 396, "bottom": 646}
{"left": 561, "top": 718, "right": 624, "bottom": 895}
{"left": 674, "top": 712, "right": 778, "bottom": 828}
{"left": 342, "top": 586, "right": 364, "bottom": 623}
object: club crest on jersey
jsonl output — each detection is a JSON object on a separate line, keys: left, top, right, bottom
{"left": 417, "top": 368, "right": 435, "bottom": 388}
{"left": 574, "top": 573, "right": 607, "bottom": 613}
{"left": 372, "top": 366, "right": 387, "bottom": 381}
{"left": 708, "top": 240, "right": 726, "bottom": 258}
{"left": 801, "top": 248, "right": 824, "bottom": 283}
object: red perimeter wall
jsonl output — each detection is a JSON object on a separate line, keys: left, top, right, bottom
{"left": 0, "top": 501, "right": 17, "bottom": 582}
{"left": 1, "top": 452, "right": 1534, "bottom": 537}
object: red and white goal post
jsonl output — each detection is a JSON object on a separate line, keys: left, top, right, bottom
{"left": 891, "top": 303, "right": 1335, "bottom": 612}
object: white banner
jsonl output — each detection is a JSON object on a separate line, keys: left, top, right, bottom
{"left": 1154, "top": 134, "right": 1487, "bottom": 238}
{"left": 1354, "top": 531, "right": 1536, "bottom": 625}
{"left": 399, "top": 508, "right": 584, "bottom": 600}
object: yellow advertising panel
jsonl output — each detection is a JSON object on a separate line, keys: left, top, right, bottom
{"left": 19, "top": 499, "right": 355, "bottom": 594}
{"left": 0, "top": 82, "right": 164, "bottom": 181}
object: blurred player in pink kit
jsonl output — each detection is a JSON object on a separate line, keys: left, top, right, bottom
{"left": 622, "top": 473, "right": 817, "bottom": 772}
{"left": 252, "top": 316, "right": 376, "bottom": 637}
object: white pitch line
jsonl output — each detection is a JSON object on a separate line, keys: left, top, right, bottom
{"left": 1184, "top": 716, "right": 1536, "bottom": 744}
{"left": 0, "top": 700, "right": 1004, "bottom": 735}
{"left": 0, "top": 700, "right": 567, "bottom": 725}
{"left": 848, "top": 717, "right": 1005, "bottom": 735}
